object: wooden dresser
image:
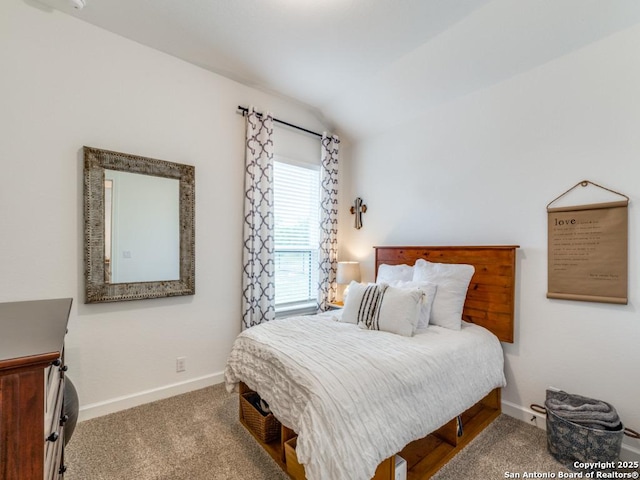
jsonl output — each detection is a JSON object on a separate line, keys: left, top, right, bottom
{"left": 0, "top": 298, "right": 73, "bottom": 480}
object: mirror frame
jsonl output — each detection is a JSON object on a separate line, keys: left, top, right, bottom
{"left": 83, "top": 146, "right": 195, "bottom": 303}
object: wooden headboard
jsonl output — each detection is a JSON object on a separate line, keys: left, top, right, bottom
{"left": 374, "top": 245, "right": 518, "bottom": 343}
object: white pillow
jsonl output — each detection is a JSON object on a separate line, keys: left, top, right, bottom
{"left": 340, "top": 281, "right": 375, "bottom": 324}
{"left": 341, "top": 281, "right": 423, "bottom": 337}
{"left": 387, "top": 280, "right": 437, "bottom": 330}
{"left": 376, "top": 263, "right": 414, "bottom": 283}
{"left": 412, "top": 259, "right": 475, "bottom": 330}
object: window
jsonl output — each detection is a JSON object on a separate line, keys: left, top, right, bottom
{"left": 273, "top": 159, "right": 320, "bottom": 315}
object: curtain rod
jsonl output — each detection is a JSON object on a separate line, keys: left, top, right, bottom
{"left": 237, "top": 105, "right": 322, "bottom": 139}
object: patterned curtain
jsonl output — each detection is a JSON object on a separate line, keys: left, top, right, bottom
{"left": 317, "top": 133, "right": 340, "bottom": 311}
{"left": 242, "top": 108, "right": 275, "bottom": 329}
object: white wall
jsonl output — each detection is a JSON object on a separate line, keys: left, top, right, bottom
{"left": 340, "top": 24, "right": 640, "bottom": 458}
{"left": 0, "top": 0, "right": 327, "bottom": 419}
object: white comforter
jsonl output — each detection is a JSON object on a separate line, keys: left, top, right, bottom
{"left": 224, "top": 311, "right": 506, "bottom": 480}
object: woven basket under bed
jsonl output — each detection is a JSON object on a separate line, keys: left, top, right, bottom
{"left": 240, "top": 392, "right": 281, "bottom": 443}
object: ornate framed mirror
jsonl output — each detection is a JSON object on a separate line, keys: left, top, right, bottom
{"left": 84, "top": 146, "right": 195, "bottom": 303}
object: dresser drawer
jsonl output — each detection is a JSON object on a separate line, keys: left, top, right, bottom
{"left": 44, "top": 367, "right": 65, "bottom": 480}
{"left": 46, "top": 376, "right": 65, "bottom": 438}
{"left": 44, "top": 361, "right": 63, "bottom": 436}
{"left": 45, "top": 364, "right": 57, "bottom": 406}
{"left": 44, "top": 425, "right": 64, "bottom": 480}
{"left": 45, "top": 359, "right": 64, "bottom": 404}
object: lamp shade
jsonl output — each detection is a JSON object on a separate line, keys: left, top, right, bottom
{"left": 336, "top": 261, "right": 361, "bottom": 285}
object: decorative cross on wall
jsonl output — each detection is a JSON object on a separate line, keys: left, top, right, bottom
{"left": 350, "top": 197, "right": 367, "bottom": 229}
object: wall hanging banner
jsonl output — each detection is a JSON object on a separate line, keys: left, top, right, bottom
{"left": 547, "top": 181, "right": 629, "bottom": 304}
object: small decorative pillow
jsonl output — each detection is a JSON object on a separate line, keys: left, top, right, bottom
{"left": 376, "top": 263, "right": 414, "bottom": 283}
{"left": 340, "top": 281, "right": 375, "bottom": 325}
{"left": 412, "top": 259, "right": 475, "bottom": 330}
{"left": 387, "top": 280, "right": 437, "bottom": 330}
{"left": 341, "top": 281, "right": 423, "bottom": 337}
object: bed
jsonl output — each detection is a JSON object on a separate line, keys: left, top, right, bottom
{"left": 225, "top": 245, "right": 518, "bottom": 480}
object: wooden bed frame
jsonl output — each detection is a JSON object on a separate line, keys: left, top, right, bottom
{"left": 239, "top": 245, "right": 519, "bottom": 480}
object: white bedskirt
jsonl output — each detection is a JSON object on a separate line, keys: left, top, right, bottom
{"left": 225, "top": 312, "right": 506, "bottom": 480}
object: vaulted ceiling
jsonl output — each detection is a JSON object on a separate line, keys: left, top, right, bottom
{"left": 34, "top": 0, "right": 640, "bottom": 139}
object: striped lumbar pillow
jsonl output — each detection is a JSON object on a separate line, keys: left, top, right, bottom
{"left": 341, "top": 281, "right": 423, "bottom": 337}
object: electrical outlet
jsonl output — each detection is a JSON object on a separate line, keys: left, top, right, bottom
{"left": 176, "top": 356, "right": 186, "bottom": 372}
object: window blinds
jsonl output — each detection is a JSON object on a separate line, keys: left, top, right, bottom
{"left": 273, "top": 160, "right": 320, "bottom": 308}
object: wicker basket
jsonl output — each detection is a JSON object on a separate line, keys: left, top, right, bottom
{"left": 240, "top": 392, "right": 281, "bottom": 443}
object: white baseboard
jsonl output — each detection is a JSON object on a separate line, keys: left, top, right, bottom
{"left": 502, "top": 399, "right": 640, "bottom": 462}
{"left": 78, "top": 372, "right": 223, "bottom": 422}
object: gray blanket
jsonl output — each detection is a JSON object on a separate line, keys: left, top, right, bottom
{"left": 545, "top": 390, "right": 621, "bottom": 430}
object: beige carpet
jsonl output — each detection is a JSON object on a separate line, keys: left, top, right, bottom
{"left": 66, "top": 384, "right": 288, "bottom": 480}
{"left": 65, "top": 383, "right": 574, "bottom": 480}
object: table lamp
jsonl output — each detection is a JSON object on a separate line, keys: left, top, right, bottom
{"left": 336, "top": 261, "right": 361, "bottom": 302}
